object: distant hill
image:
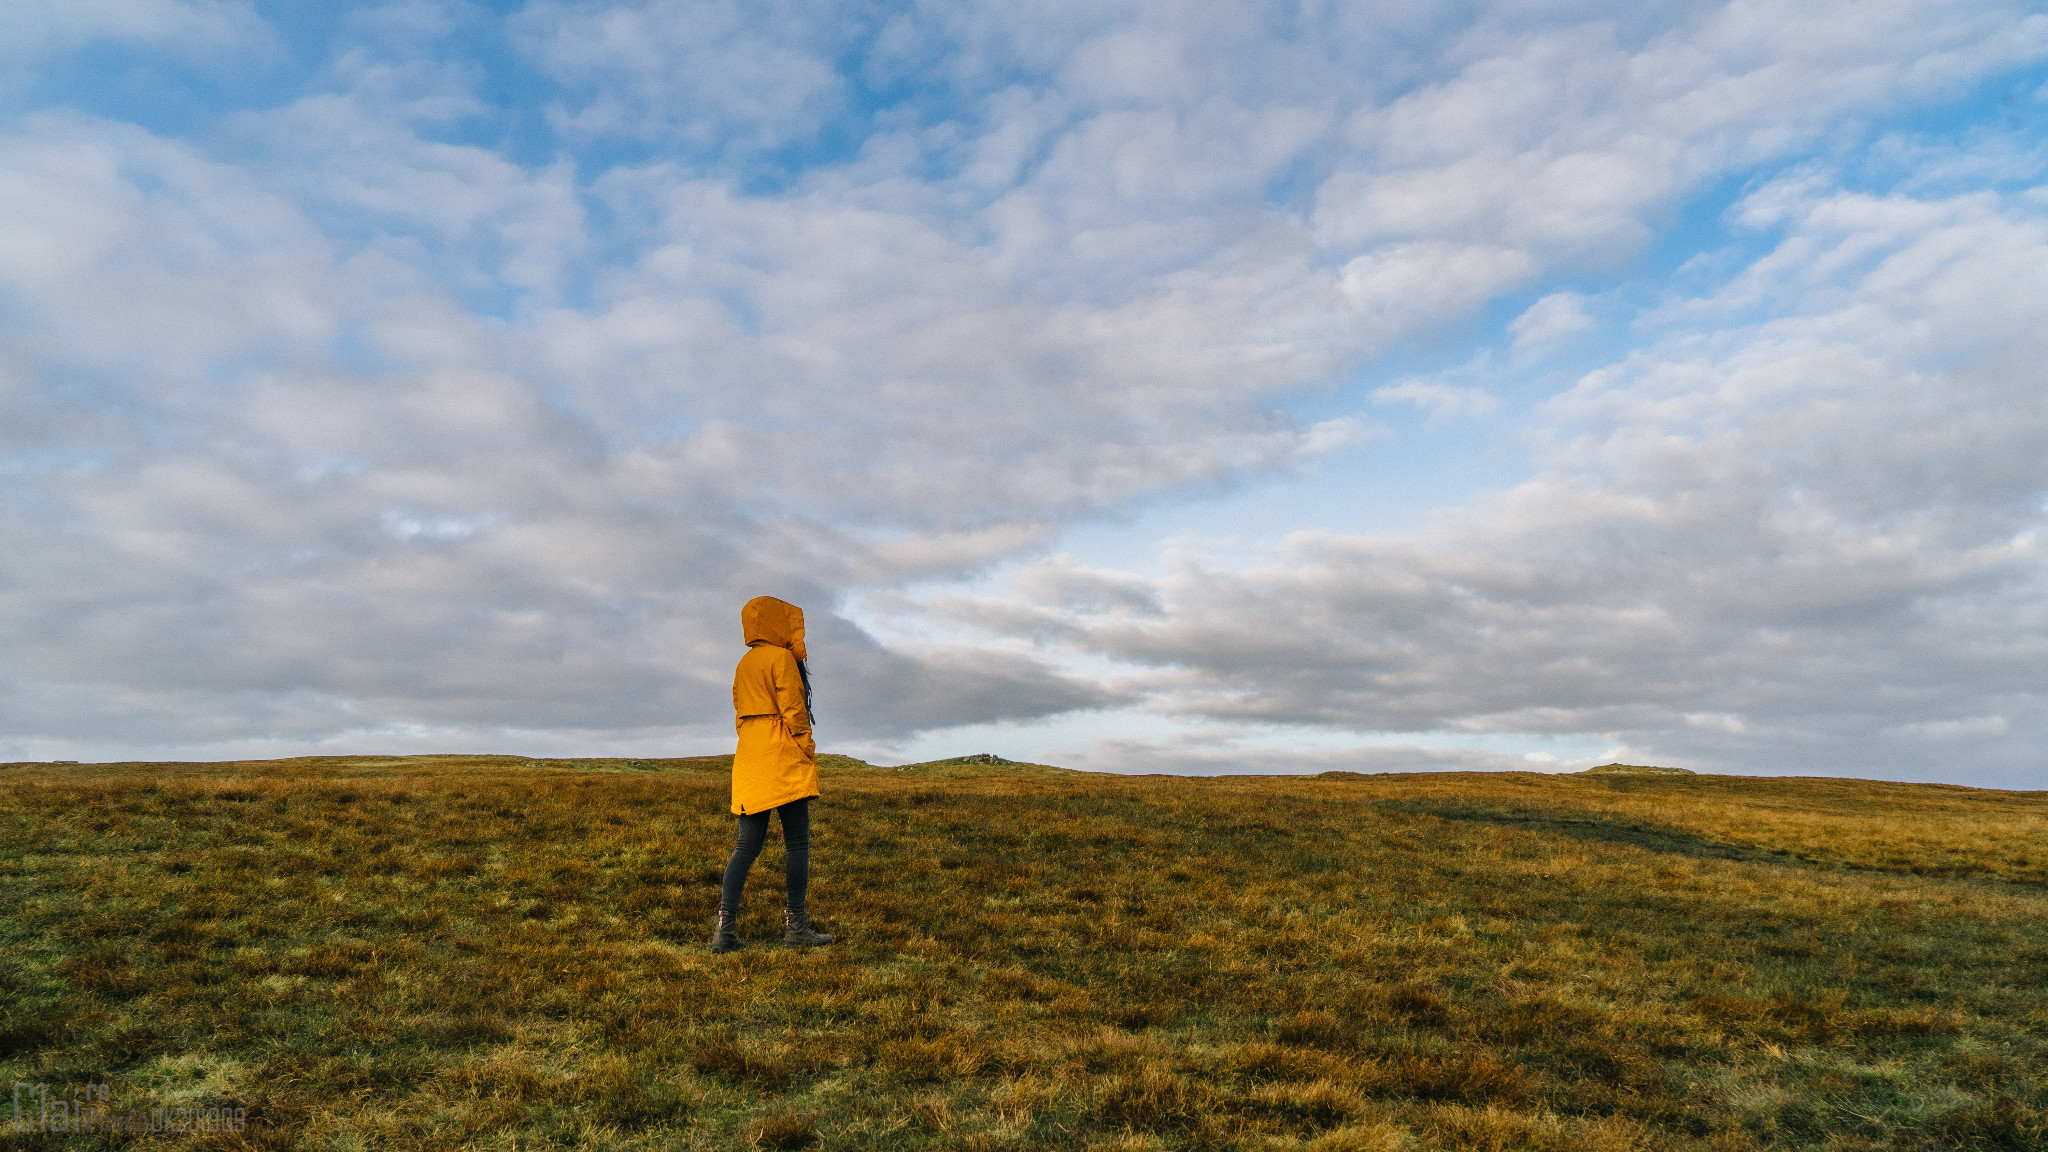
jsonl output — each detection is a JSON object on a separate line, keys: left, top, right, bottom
{"left": 1579, "top": 761, "right": 1695, "bottom": 776}
{"left": 880, "top": 752, "right": 1078, "bottom": 776}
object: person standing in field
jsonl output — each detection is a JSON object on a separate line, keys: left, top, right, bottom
{"left": 712, "top": 595, "right": 835, "bottom": 953}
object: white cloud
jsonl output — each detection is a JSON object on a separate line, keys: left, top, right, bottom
{"left": 0, "top": 112, "right": 1116, "bottom": 751}
{"left": 2, "top": 0, "right": 2045, "bottom": 777}
{"left": 1885, "top": 715, "right": 2011, "bottom": 739}
{"left": 0, "top": 0, "right": 265, "bottom": 67}
{"left": 1371, "top": 380, "right": 1499, "bottom": 423}
{"left": 955, "top": 176, "right": 2048, "bottom": 788}
{"left": 513, "top": 0, "right": 853, "bottom": 154}
{"left": 1062, "top": 735, "right": 1599, "bottom": 777}
{"left": 1510, "top": 291, "right": 1595, "bottom": 350}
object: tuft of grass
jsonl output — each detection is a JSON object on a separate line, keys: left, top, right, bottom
{"left": 691, "top": 1037, "right": 795, "bottom": 1092}
{"left": 750, "top": 1112, "right": 820, "bottom": 1148}
{"left": 0, "top": 754, "right": 2043, "bottom": 1148}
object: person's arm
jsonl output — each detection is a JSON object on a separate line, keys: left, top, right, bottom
{"left": 774, "top": 650, "right": 812, "bottom": 740}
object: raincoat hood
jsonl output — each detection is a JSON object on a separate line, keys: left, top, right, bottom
{"left": 741, "top": 596, "right": 807, "bottom": 661}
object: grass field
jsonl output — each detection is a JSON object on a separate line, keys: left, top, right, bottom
{"left": 1, "top": 754, "right": 2043, "bottom": 1151}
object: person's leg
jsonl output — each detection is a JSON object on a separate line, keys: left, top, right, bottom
{"left": 721, "top": 811, "right": 771, "bottom": 914}
{"left": 713, "top": 811, "right": 771, "bottom": 952}
{"left": 778, "top": 797, "right": 810, "bottom": 914}
{"left": 776, "top": 798, "right": 833, "bottom": 946}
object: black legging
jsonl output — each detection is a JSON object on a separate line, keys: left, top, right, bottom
{"left": 719, "top": 798, "right": 810, "bottom": 917}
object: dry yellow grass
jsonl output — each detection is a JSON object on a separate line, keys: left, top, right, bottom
{"left": 1, "top": 754, "right": 2042, "bottom": 1150}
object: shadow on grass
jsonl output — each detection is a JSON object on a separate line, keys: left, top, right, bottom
{"left": 1377, "top": 800, "right": 1804, "bottom": 866}
{"left": 1386, "top": 802, "right": 2041, "bottom": 889}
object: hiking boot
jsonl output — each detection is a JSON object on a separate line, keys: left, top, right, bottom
{"left": 783, "top": 906, "right": 834, "bottom": 947}
{"left": 710, "top": 910, "right": 744, "bottom": 954}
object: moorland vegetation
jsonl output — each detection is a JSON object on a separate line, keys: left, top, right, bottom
{"left": 1, "top": 754, "right": 2042, "bottom": 1150}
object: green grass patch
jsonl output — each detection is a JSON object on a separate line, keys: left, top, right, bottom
{"left": 1, "top": 756, "right": 2043, "bottom": 1149}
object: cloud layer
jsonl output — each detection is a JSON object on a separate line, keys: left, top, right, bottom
{"left": 1, "top": 0, "right": 2044, "bottom": 783}
{"left": 945, "top": 176, "right": 2048, "bottom": 787}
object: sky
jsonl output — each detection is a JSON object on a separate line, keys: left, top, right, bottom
{"left": 2, "top": 0, "right": 2046, "bottom": 788}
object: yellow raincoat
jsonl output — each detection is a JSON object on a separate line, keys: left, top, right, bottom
{"left": 730, "top": 596, "right": 818, "bottom": 815}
